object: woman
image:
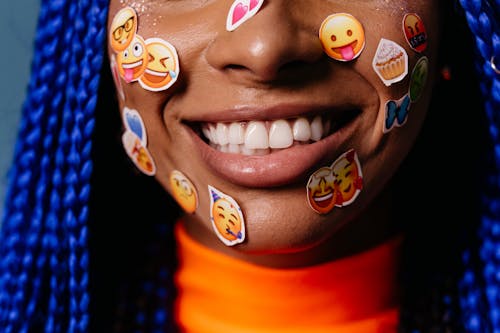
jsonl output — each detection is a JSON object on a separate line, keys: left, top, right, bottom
{"left": 0, "top": 0, "right": 498, "bottom": 332}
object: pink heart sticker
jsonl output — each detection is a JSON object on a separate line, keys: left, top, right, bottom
{"left": 232, "top": 2, "right": 249, "bottom": 25}
{"left": 249, "top": 0, "right": 259, "bottom": 10}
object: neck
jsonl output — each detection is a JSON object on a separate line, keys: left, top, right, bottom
{"left": 174, "top": 219, "right": 402, "bottom": 332}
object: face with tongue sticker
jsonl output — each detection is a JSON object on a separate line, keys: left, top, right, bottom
{"left": 319, "top": 13, "right": 365, "bottom": 62}
{"left": 117, "top": 35, "right": 148, "bottom": 83}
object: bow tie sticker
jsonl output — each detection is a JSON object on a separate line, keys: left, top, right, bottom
{"left": 384, "top": 94, "right": 411, "bottom": 133}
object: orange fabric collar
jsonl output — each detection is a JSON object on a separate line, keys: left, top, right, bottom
{"left": 174, "top": 221, "right": 401, "bottom": 333}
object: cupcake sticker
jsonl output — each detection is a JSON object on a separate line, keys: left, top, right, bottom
{"left": 372, "top": 38, "right": 408, "bottom": 86}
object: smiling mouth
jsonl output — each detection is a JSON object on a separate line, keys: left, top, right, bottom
{"left": 191, "top": 110, "right": 359, "bottom": 156}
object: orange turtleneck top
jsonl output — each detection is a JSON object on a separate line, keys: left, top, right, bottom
{"left": 173, "top": 221, "right": 401, "bottom": 333}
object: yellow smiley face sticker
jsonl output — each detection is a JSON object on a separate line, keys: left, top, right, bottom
{"left": 121, "top": 130, "right": 156, "bottom": 176}
{"left": 117, "top": 35, "right": 149, "bottom": 83}
{"left": 110, "top": 7, "right": 138, "bottom": 52}
{"left": 169, "top": 170, "right": 198, "bottom": 214}
{"left": 307, "top": 166, "right": 338, "bottom": 215}
{"left": 331, "top": 149, "right": 363, "bottom": 207}
{"left": 209, "top": 185, "right": 245, "bottom": 246}
{"left": 319, "top": 13, "right": 365, "bottom": 62}
{"left": 139, "top": 38, "right": 180, "bottom": 92}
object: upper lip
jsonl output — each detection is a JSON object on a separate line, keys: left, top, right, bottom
{"left": 182, "top": 102, "right": 362, "bottom": 124}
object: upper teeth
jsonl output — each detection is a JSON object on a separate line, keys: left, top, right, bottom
{"left": 201, "top": 116, "right": 331, "bottom": 155}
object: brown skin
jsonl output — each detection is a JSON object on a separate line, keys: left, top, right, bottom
{"left": 107, "top": 0, "right": 440, "bottom": 268}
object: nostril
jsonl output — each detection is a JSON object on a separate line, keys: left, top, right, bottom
{"left": 225, "top": 64, "right": 247, "bottom": 71}
{"left": 225, "top": 60, "right": 316, "bottom": 81}
{"left": 279, "top": 60, "right": 310, "bottom": 73}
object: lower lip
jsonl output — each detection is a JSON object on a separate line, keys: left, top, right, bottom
{"left": 188, "top": 125, "right": 353, "bottom": 188}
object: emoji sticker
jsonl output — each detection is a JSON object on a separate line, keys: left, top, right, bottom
{"left": 110, "top": 7, "right": 138, "bottom": 52}
{"left": 226, "top": 0, "right": 265, "bottom": 32}
{"left": 409, "top": 56, "right": 429, "bottom": 102}
{"left": 139, "top": 38, "right": 180, "bottom": 92}
{"left": 403, "top": 13, "right": 428, "bottom": 53}
{"left": 307, "top": 166, "right": 339, "bottom": 214}
{"left": 209, "top": 185, "right": 245, "bottom": 246}
{"left": 331, "top": 149, "right": 363, "bottom": 207}
{"left": 117, "top": 35, "right": 149, "bottom": 83}
{"left": 372, "top": 38, "right": 408, "bottom": 86}
{"left": 110, "top": 55, "right": 125, "bottom": 100}
{"left": 121, "top": 130, "right": 156, "bottom": 176}
{"left": 384, "top": 94, "right": 411, "bottom": 133}
{"left": 121, "top": 107, "right": 156, "bottom": 175}
{"left": 319, "top": 13, "right": 365, "bottom": 62}
{"left": 169, "top": 170, "right": 198, "bottom": 214}
{"left": 122, "top": 107, "right": 147, "bottom": 145}
{"left": 307, "top": 149, "right": 363, "bottom": 214}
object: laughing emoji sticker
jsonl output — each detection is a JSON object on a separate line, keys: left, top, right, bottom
{"left": 139, "top": 37, "right": 180, "bottom": 92}
{"left": 319, "top": 13, "right": 365, "bottom": 62}
{"left": 307, "top": 149, "right": 363, "bottom": 214}
{"left": 307, "top": 166, "right": 339, "bottom": 214}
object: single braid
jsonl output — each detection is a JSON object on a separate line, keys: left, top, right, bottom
{"left": 458, "top": 0, "right": 500, "bottom": 331}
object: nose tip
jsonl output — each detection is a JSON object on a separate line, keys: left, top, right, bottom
{"left": 205, "top": 3, "right": 324, "bottom": 83}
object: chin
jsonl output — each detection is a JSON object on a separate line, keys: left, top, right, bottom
{"left": 231, "top": 197, "right": 346, "bottom": 255}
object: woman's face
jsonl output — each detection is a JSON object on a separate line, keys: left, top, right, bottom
{"left": 107, "top": 0, "right": 440, "bottom": 262}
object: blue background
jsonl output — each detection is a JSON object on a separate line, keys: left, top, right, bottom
{"left": 0, "top": 2, "right": 40, "bottom": 218}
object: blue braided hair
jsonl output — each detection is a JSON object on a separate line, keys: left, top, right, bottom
{"left": 0, "top": 0, "right": 498, "bottom": 332}
{"left": 0, "top": 0, "right": 108, "bottom": 331}
{"left": 457, "top": 0, "right": 500, "bottom": 332}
